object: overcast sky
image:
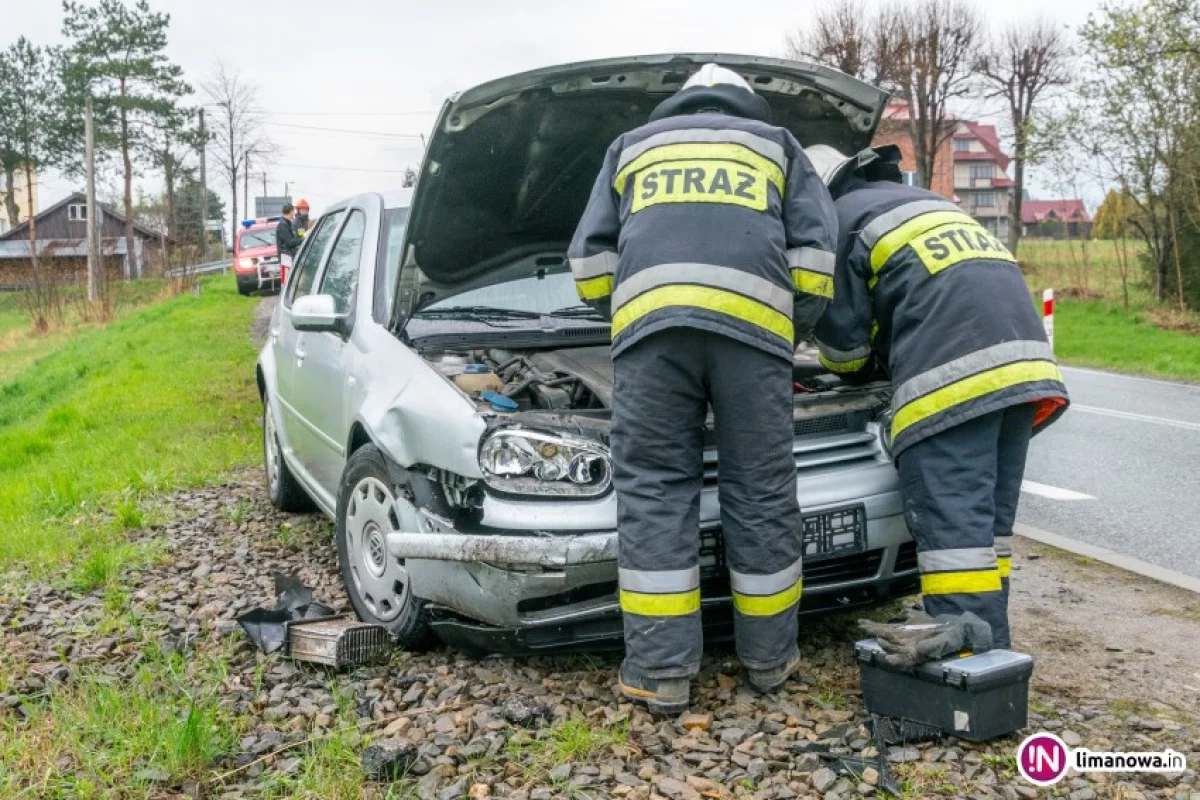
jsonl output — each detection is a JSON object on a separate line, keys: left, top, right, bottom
{"left": 4, "top": 0, "right": 1105, "bottom": 219}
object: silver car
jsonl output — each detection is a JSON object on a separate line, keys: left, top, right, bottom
{"left": 256, "top": 53, "right": 917, "bottom": 654}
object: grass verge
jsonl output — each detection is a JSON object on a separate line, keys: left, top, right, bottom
{"left": 0, "top": 277, "right": 261, "bottom": 573}
{"left": 1019, "top": 239, "right": 1200, "bottom": 383}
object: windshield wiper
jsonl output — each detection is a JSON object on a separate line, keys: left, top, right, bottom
{"left": 548, "top": 305, "right": 608, "bottom": 320}
{"left": 416, "top": 305, "right": 542, "bottom": 320}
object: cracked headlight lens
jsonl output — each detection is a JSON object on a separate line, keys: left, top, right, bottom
{"left": 479, "top": 429, "right": 612, "bottom": 497}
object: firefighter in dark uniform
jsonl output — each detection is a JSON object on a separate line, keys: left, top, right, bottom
{"left": 805, "top": 144, "right": 1069, "bottom": 662}
{"left": 569, "top": 64, "right": 839, "bottom": 713}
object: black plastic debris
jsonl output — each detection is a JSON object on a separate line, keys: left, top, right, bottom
{"left": 237, "top": 574, "right": 337, "bottom": 654}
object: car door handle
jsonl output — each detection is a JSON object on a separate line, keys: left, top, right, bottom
{"left": 270, "top": 326, "right": 280, "bottom": 344}
{"left": 294, "top": 345, "right": 306, "bottom": 365}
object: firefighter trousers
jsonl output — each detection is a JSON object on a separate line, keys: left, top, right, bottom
{"left": 896, "top": 403, "right": 1035, "bottom": 649}
{"left": 611, "top": 328, "right": 803, "bottom": 678}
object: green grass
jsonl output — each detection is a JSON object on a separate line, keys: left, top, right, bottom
{"left": 0, "top": 277, "right": 261, "bottom": 573}
{"left": 0, "top": 278, "right": 171, "bottom": 386}
{"left": 505, "top": 716, "right": 628, "bottom": 786}
{"left": 1051, "top": 300, "right": 1200, "bottom": 382}
{"left": 0, "top": 646, "right": 234, "bottom": 797}
{"left": 1018, "top": 238, "right": 1200, "bottom": 383}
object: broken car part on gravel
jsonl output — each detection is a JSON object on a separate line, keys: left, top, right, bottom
{"left": 236, "top": 574, "right": 389, "bottom": 667}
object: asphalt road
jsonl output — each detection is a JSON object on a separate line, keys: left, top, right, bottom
{"left": 1020, "top": 365, "right": 1200, "bottom": 578}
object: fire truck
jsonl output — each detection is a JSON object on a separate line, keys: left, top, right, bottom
{"left": 233, "top": 217, "right": 284, "bottom": 296}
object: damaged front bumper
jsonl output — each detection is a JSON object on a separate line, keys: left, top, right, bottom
{"left": 388, "top": 460, "right": 918, "bottom": 655}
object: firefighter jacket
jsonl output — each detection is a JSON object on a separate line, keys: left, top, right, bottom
{"left": 814, "top": 179, "right": 1069, "bottom": 456}
{"left": 568, "top": 112, "right": 839, "bottom": 361}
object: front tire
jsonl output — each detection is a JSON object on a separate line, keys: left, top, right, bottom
{"left": 336, "top": 445, "right": 431, "bottom": 648}
{"left": 262, "top": 394, "right": 315, "bottom": 512}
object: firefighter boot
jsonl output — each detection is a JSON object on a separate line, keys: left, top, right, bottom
{"left": 746, "top": 646, "right": 803, "bottom": 694}
{"left": 618, "top": 661, "right": 690, "bottom": 715}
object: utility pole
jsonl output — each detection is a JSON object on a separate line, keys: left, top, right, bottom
{"left": 262, "top": 171, "right": 267, "bottom": 200}
{"left": 84, "top": 96, "right": 99, "bottom": 303}
{"left": 243, "top": 149, "right": 250, "bottom": 220}
{"left": 198, "top": 109, "right": 210, "bottom": 262}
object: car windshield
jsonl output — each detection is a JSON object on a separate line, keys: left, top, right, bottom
{"left": 419, "top": 270, "right": 600, "bottom": 317}
{"left": 239, "top": 230, "right": 275, "bottom": 250}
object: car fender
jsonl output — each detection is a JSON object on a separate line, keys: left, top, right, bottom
{"left": 348, "top": 323, "right": 487, "bottom": 479}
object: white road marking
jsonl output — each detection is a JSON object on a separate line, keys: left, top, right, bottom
{"left": 1060, "top": 365, "right": 1200, "bottom": 391}
{"left": 1072, "top": 404, "right": 1200, "bottom": 433}
{"left": 1020, "top": 481, "right": 1096, "bottom": 501}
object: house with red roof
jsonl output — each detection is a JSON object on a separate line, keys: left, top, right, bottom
{"left": 1021, "top": 200, "right": 1093, "bottom": 239}
{"left": 952, "top": 121, "right": 1015, "bottom": 240}
{"left": 872, "top": 106, "right": 1017, "bottom": 238}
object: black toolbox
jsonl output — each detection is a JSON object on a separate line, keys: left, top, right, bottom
{"left": 855, "top": 639, "right": 1034, "bottom": 742}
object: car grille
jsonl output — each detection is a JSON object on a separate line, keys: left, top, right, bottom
{"left": 794, "top": 414, "right": 850, "bottom": 437}
{"left": 895, "top": 541, "right": 918, "bottom": 573}
{"left": 702, "top": 430, "right": 880, "bottom": 486}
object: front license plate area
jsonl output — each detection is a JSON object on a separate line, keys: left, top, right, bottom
{"left": 802, "top": 504, "right": 867, "bottom": 562}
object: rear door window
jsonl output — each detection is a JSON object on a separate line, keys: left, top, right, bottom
{"left": 287, "top": 211, "right": 344, "bottom": 306}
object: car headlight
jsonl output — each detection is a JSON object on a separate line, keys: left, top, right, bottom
{"left": 479, "top": 429, "right": 612, "bottom": 497}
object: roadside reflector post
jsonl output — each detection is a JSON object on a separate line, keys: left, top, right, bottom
{"left": 1042, "top": 288, "right": 1055, "bottom": 353}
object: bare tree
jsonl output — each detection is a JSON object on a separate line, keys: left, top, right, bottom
{"left": 783, "top": 0, "right": 907, "bottom": 94}
{"left": 978, "top": 17, "right": 1072, "bottom": 256}
{"left": 898, "top": 0, "right": 983, "bottom": 190}
{"left": 202, "top": 62, "right": 274, "bottom": 246}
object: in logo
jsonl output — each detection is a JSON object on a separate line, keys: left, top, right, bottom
{"left": 1018, "top": 732, "right": 1069, "bottom": 786}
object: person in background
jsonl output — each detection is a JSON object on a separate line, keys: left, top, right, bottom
{"left": 804, "top": 143, "right": 1069, "bottom": 666}
{"left": 276, "top": 203, "right": 303, "bottom": 285}
{"left": 569, "top": 63, "right": 839, "bottom": 714}
{"left": 295, "top": 199, "right": 311, "bottom": 236}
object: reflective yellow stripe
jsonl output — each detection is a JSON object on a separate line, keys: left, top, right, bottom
{"left": 870, "top": 210, "right": 977, "bottom": 274}
{"left": 620, "top": 588, "right": 701, "bottom": 617}
{"left": 614, "top": 142, "right": 786, "bottom": 197}
{"left": 791, "top": 269, "right": 834, "bottom": 299}
{"left": 892, "top": 361, "right": 1064, "bottom": 440}
{"left": 920, "top": 570, "right": 1002, "bottom": 596}
{"left": 819, "top": 352, "right": 869, "bottom": 374}
{"left": 575, "top": 275, "right": 613, "bottom": 300}
{"left": 733, "top": 579, "right": 802, "bottom": 617}
{"left": 998, "top": 557, "right": 1012, "bottom": 579}
{"left": 611, "top": 284, "right": 793, "bottom": 343}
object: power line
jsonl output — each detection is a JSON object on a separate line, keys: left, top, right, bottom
{"left": 262, "top": 121, "right": 424, "bottom": 138}
{"left": 273, "top": 162, "right": 415, "bottom": 174}
{"left": 262, "top": 110, "right": 437, "bottom": 117}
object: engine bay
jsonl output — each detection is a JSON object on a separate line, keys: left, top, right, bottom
{"left": 421, "top": 346, "right": 614, "bottom": 412}
{"left": 421, "top": 343, "right": 887, "bottom": 416}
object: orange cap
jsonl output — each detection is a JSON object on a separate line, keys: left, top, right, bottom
{"left": 296, "top": 198, "right": 310, "bottom": 209}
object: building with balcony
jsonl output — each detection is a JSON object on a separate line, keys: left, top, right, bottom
{"left": 951, "top": 122, "right": 1013, "bottom": 240}
{"left": 872, "top": 107, "right": 1016, "bottom": 240}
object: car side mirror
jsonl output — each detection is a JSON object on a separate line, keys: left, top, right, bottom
{"left": 292, "top": 294, "right": 345, "bottom": 334}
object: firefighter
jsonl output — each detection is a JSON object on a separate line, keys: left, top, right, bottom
{"left": 275, "top": 203, "right": 303, "bottom": 284}
{"left": 569, "top": 63, "right": 839, "bottom": 713}
{"left": 804, "top": 144, "right": 1069, "bottom": 662}
{"left": 295, "top": 199, "right": 312, "bottom": 235}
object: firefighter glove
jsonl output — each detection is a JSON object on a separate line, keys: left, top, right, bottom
{"left": 858, "top": 609, "right": 993, "bottom": 669}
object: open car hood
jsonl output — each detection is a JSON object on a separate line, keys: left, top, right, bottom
{"left": 400, "top": 54, "right": 888, "bottom": 310}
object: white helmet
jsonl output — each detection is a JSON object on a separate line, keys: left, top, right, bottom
{"left": 804, "top": 144, "right": 858, "bottom": 187}
{"left": 683, "top": 63, "right": 755, "bottom": 94}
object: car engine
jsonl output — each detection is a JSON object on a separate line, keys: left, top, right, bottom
{"left": 421, "top": 346, "right": 613, "bottom": 411}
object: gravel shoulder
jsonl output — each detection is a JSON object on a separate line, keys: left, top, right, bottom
{"left": 1, "top": 474, "right": 1197, "bottom": 800}
{"left": 1, "top": 299, "right": 1195, "bottom": 799}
